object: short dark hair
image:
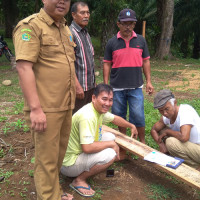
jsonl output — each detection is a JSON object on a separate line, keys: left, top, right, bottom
{"left": 93, "top": 84, "right": 113, "bottom": 97}
{"left": 71, "top": 2, "right": 88, "bottom": 13}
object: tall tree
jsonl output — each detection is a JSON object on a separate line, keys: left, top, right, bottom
{"left": 89, "top": 0, "right": 126, "bottom": 55}
{"left": 155, "top": 0, "right": 174, "bottom": 59}
{"left": 174, "top": 0, "right": 200, "bottom": 59}
{"left": 17, "top": 0, "right": 36, "bottom": 19}
{"left": 128, "top": 0, "right": 157, "bottom": 55}
{"left": 35, "top": 0, "right": 40, "bottom": 12}
{"left": 129, "top": 0, "right": 157, "bottom": 35}
{"left": 2, "top": 0, "right": 18, "bottom": 38}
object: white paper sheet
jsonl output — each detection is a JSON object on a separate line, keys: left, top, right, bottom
{"left": 144, "top": 151, "right": 180, "bottom": 167}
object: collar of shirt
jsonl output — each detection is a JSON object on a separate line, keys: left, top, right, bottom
{"left": 91, "top": 102, "right": 103, "bottom": 117}
{"left": 71, "top": 20, "right": 88, "bottom": 33}
{"left": 117, "top": 31, "right": 137, "bottom": 40}
{"left": 39, "top": 8, "right": 66, "bottom": 26}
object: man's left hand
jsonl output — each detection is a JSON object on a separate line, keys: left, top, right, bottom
{"left": 158, "top": 132, "right": 167, "bottom": 143}
{"left": 146, "top": 82, "right": 154, "bottom": 95}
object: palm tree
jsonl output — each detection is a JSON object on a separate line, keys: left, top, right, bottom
{"left": 174, "top": 0, "right": 200, "bottom": 58}
{"left": 1, "top": 0, "right": 19, "bottom": 38}
{"left": 88, "top": 0, "right": 127, "bottom": 55}
{"left": 129, "top": 0, "right": 157, "bottom": 35}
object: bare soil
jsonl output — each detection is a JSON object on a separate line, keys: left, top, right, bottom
{"left": 1, "top": 63, "right": 200, "bottom": 200}
{"left": 1, "top": 125, "right": 199, "bottom": 200}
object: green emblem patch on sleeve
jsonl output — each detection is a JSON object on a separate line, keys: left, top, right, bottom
{"left": 21, "top": 28, "right": 32, "bottom": 32}
{"left": 22, "top": 33, "right": 31, "bottom": 41}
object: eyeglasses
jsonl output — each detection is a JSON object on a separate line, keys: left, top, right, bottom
{"left": 120, "top": 22, "right": 135, "bottom": 28}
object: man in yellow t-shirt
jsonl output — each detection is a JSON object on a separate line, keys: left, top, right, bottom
{"left": 61, "top": 84, "right": 138, "bottom": 197}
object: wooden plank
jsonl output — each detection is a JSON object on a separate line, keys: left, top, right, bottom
{"left": 102, "top": 125, "right": 200, "bottom": 190}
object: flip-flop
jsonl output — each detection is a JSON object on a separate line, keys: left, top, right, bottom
{"left": 69, "top": 183, "right": 95, "bottom": 197}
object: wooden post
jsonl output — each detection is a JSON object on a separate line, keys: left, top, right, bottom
{"left": 142, "top": 21, "right": 146, "bottom": 38}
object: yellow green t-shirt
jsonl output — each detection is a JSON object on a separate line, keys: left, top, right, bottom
{"left": 62, "top": 102, "right": 114, "bottom": 167}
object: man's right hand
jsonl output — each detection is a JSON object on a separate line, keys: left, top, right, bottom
{"left": 159, "top": 142, "right": 168, "bottom": 154}
{"left": 75, "top": 75, "right": 84, "bottom": 99}
{"left": 76, "top": 84, "right": 84, "bottom": 99}
{"left": 30, "top": 108, "right": 47, "bottom": 132}
{"left": 112, "top": 142, "right": 120, "bottom": 160}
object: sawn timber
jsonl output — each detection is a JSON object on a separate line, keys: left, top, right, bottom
{"left": 102, "top": 125, "right": 200, "bottom": 190}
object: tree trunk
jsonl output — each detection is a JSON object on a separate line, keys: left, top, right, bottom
{"left": 35, "top": 0, "right": 40, "bottom": 12}
{"left": 155, "top": 0, "right": 174, "bottom": 59}
{"left": 192, "top": 33, "right": 200, "bottom": 59}
{"left": 2, "top": 0, "right": 18, "bottom": 38}
{"left": 100, "top": 18, "right": 117, "bottom": 56}
{"left": 180, "top": 37, "right": 189, "bottom": 58}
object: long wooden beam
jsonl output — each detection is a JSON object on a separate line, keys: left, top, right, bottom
{"left": 102, "top": 125, "right": 200, "bottom": 190}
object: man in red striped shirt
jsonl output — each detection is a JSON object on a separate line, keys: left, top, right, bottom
{"left": 103, "top": 8, "right": 154, "bottom": 143}
{"left": 70, "top": 2, "right": 95, "bottom": 114}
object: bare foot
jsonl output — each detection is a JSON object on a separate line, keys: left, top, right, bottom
{"left": 115, "top": 148, "right": 129, "bottom": 161}
{"left": 71, "top": 179, "right": 95, "bottom": 196}
{"left": 61, "top": 192, "right": 74, "bottom": 200}
{"left": 159, "top": 142, "right": 169, "bottom": 154}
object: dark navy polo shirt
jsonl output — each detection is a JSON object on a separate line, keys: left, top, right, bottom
{"left": 104, "top": 31, "right": 150, "bottom": 89}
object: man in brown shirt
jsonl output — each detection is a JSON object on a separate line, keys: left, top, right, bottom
{"left": 13, "top": 0, "right": 75, "bottom": 199}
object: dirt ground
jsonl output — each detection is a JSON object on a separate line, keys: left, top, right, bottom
{"left": 1, "top": 125, "right": 200, "bottom": 200}
{"left": 1, "top": 65, "right": 200, "bottom": 200}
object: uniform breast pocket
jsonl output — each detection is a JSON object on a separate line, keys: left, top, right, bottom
{"left": 40, "top": 35, "right": 59, "bottom": 57}
{"left": 66, "top": 38, "right": 76, "bottom": 62}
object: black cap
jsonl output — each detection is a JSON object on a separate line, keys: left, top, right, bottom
{"left": 154, "top": 89, "right": 175, "bottom": 109}
{"left": 118, "top": 8, "right": 137, "bottom": 22}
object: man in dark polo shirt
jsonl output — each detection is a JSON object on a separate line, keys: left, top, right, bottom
{"left": 103, "top": 8, "right": 154, "bottom": 143}
{"left": 70, "top": 2, "right": 95, "bottom": 114}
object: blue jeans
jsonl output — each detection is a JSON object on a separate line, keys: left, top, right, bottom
{"left": 112, "top": 88, "right": 145, "bottom": 127}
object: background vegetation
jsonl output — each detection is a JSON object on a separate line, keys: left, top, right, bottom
{"left": 0, "top": 1, "right": 200, "bottom": 199}
{"left": 1, "top": 40, "right": 200, "bottom": 199}
{"left": 0, "top": 0, "right": 200, "bottom": 59}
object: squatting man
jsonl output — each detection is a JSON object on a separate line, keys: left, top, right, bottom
{"left": 61, "top": 84, "right": 138, "bottom": 197}
{"left": 151, "top": 89, "right": 200, "bottom": 169}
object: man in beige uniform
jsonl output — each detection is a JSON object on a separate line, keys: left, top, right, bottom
{"left": 13, "top": 0, "right": 75, "bottom": 200}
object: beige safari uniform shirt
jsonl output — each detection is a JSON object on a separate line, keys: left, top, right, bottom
{"left": 13, "top": 8, "right": 76, "bottom": 112}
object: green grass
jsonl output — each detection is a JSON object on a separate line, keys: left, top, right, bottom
{"left": 0, "top": 116, "right": 8, "bottom": 122}
{"left": 145, "top": 183, "right": 180, "bottom": 200}
{"left": 91, "top": 36, "right": 101, "bottom": 56}
{"left": 144, "top": 100, "right": 160, "bottom": 149}
{"left": 1, "top": 36, "right": 200, "bottom": 199}
{"left": 1, "top": 119, "right": 29, "bottom": 135}
{"left": 0, "top": 149, "right": 6, "bottom": 158}
{"left": 0, "top": 169, "right": 14, "bottom": 181}
{"left": 91, "top": 188, "right": 104, "bottom": 200}
{"left": 1, "top": 39, "right": 200, "bottom": 151}
{"left": 146, "top": 184, "right": 180, "bottom": 200}
{"left": 0, "top": 72, "right": 22, "bottom": 101}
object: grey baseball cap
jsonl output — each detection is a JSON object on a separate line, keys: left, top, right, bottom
{"left": 154, "top": 89, "right": 175, "bottom": 109}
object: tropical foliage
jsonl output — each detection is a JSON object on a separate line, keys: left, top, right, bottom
{"left": 0, "top": 0, "right": 199, "bottom": 59}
